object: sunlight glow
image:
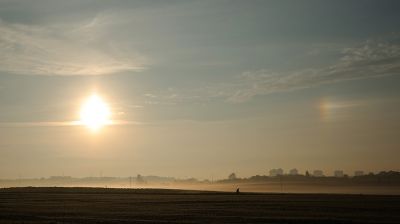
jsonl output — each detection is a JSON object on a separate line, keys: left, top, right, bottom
{"left": 79, "top": 94, "right": 111, "bottom": 131}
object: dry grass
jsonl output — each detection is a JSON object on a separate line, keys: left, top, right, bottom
{"left": 0, "top": 187, "right": 399, "bottom": 223}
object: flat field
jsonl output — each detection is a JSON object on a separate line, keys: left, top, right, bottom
{"left": 0, "top": 187, "right": 399, "bottom": 224}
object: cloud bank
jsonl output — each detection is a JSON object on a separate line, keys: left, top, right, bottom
{"left": 0, "top": 19, "right": 145, "bottom": 76}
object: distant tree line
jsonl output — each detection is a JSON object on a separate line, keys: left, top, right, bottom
{"left": 219, "top": 170, "right": 400, "bottom": 184}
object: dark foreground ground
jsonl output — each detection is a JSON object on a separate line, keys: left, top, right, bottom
{"left": 0, "top": 187, "right": 399, "bottom": 224}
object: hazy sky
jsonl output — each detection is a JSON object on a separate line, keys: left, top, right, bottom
{"left": 0, "top": 0, "right": 400, "bottom": 179}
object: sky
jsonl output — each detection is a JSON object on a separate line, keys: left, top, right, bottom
{"left": 0, "top": 0, "right": 400, "bottom": 179}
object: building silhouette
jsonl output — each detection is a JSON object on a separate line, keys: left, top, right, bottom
{"left": 334, "top": 170, "right": 344, "bottom": 177}
{"left": 269, "top": 168, "right": 284, "bottom": 177}
{"left": 354, "top": 171, "right": 364, "bottom": 176}
{"left": 313, "top": 170, "right": 324, "bottom": 177}
{"left": 228, "top": 173, "right": 237, "bottom": 180}
{"left": 289, "top": 168, "right": 299, "bottom": 175}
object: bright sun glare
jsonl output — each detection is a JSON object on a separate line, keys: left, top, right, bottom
{"left": 80, "top": 94, "right": 111, "bottom": 131}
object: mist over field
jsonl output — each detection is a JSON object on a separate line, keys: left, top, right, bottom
{"left": 2, "top": 171, "right": 400, "bottom": 195}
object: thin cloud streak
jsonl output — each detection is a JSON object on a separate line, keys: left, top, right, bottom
{"left": 136, "top": 36, "right": 400, "bottom": 105}
{"left": 0, "top": 121, "right": 79, "bottom": 128}
{"left": 0, "top": 18, "right": 146, "bottom": 76}
{"left": 0, "top": 120, "right": 142, "bottom": 128}
{"left": 227, "top": 36, "right": 400, "bottom": 103}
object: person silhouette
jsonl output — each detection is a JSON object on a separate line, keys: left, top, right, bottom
{"left": 236, "top": 187, "right": 240, "bottom": 194}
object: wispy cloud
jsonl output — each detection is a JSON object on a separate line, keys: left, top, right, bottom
{"left": 0, "top": 121, "right": 79, "bottom": 128}
{"left": 0, "top": 120, "right": 141, "bottom": 128}
{"left": 226, "top": 35, "right": 400, "bottom": 103}
{"left": 0, "top": 18, "right": 145, "bottom": 76}
{"left": 138, "top": 36, "right": 400, "bottom": 105}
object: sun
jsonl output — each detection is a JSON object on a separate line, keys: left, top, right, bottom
{"left": 79, "top": 94, "right": 111, "bottom": 131}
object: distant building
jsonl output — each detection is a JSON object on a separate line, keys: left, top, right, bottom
{"left": 269, "top": 168, "right": 284, "bottom": 177}
{"left": 334, "top": 170, "right": 344, "bottom": 177}
{"left": 136, "top": 174, "right": 146, "bottom": 184}
{"left": 289, "top": 168, "right": 298, "bottom": 175}
{"left": 313, "top": 170, "right": 324, "bottom": 177}
{"left": 354, "top": 171, "right": 364, "bottom": 176}
{"left": 228, "top": 172, "right": 237, "bottom": 180}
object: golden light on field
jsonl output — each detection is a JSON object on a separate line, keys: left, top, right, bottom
{"left": 79, "top": 94, "right": 111, "bottom": 131}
